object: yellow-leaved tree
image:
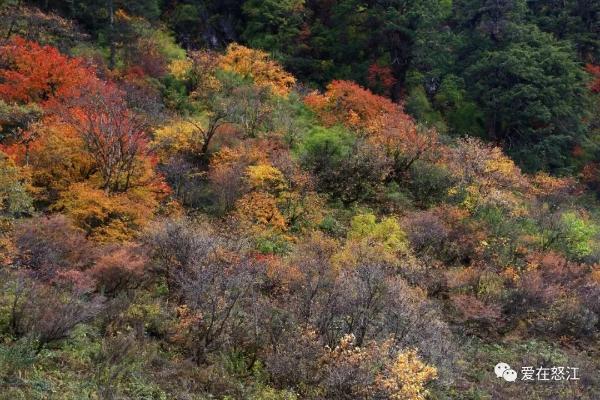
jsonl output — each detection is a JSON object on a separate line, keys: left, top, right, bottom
{"left": 152, "top": 119, "right": 202, "bottom": 160}
{"left": 235, "top": 163, "right": 289, "bottom": 233}
{"left": 219, "top": 43, "right": 296, "bottom": 96}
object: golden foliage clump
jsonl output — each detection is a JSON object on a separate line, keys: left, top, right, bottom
{"left": 152, "top": 119, "right": 202, "bottom": 160}
{"left": 246, "top": 163, "right": 288, "bottom": 194}
{"left": 27, "top": 122, "right": 95, "bottom": 201}
{"left": 213, "top": 144, "right": 323, "bottom": 238}
{"left": 219, "top": 43, "right": 295, "bottom": 96}
{"left": 376, "top": 349, "right": 438, "bottom": 400}
{"left": 212, "top": 144, "right": 269, "bottom": 168}
{"left": 321, "top": 334, "right": 437, "bottom": 400}
{"left": 235, "top": 191, "right": 287, "bottom": 232}
{"left": 188, "top": 50, "right": 222, "bottom": 97}
{"left": 168, "top": 58, "right": 193, "bottom": 80}
{"left": 54, "top": 182, "right": 160, "bottom": 242}
{"left": 209, "top": 144, "right": 271, "bottom": 212}
{"left": 235, "top": 163, "right": 296, "bottom": 233}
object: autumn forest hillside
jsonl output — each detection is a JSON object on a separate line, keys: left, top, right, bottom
{"left": 0, "top": 1, "right": 599, "bottom": 399}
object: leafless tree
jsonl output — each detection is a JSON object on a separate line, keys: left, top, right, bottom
{"left": 144, "top": 218, "right": 221, "bottom": 287}
{"left": 60, "top": 82, "right": 148, "bottom": 193}
{"left": 176, "top": 257, "right": 265, "bottom": 365}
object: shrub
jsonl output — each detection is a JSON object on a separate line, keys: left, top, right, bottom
{"left": 14, "top": 215, "right": 94, "bottom": 280}
{"left": 404, "top": 211, "right": 449, "bottom": 256}
{"left": 532, "top": 297, "right": 598, "bottom": 338}
{"left": 407, "top": 161, "right": 455, "bottom": 208}
{"left": 302, "top": 133, "right": 391, "bottom": 205}
{"left": 299, "top": 125, "right": 354, "bottom": 172}
{"left": 90, "top": 245, "right": 147, "bottom": 296}
{"left": 5, "top": 275, "right": 103, "bottom": 352}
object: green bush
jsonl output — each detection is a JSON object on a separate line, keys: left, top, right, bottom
{"left": 408, "top": 161, "right": 455, "bottom": 208}
{"left": 299, "top": 125, "right": 354, "bottom": 169}
{"left": 559, "top": 211, "right": 598, "bottom": 259}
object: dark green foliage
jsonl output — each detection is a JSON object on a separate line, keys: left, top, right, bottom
{"left": 407, "top": 161, "right": 455, "bottom": 208}
{"left": 434, "top": 75, "right": 485, "bottom": 137}
{"left": 527, "top": 0, "right": 600, "bottom": 63}
{"left": 405, "top": 86, "right": 448, "bottom": 133}
{"left": 242, "top": 0, "right": 306, "bottom": 57}
{"left": 465, "top": 26, "right": 589, "bottom": 171}
{"left": 165, "top": 0, "right": 244, "bottom": 49}
{"left": 402, "top": 0, "right": 592, "bottom": 171}
{"left": 299, "top": 126, "right": 354, "bottom": 173}
{"left": 25, "top": 0, "right": 161, "bottom": 27}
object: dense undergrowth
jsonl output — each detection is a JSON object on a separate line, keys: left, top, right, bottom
{"left": 0, "top": 2, "right": 599, "bottom": 399}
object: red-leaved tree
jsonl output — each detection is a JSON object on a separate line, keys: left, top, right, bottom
{"left": 0, "top": 36, "right": 94, "bottom": 106}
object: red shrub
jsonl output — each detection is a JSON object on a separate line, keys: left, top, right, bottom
{"left": 90, "top": 245, "right": 147, "bottom": 295}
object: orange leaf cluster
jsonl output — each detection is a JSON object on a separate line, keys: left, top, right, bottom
{"left": 219, "top": 43, "right": 295, "bottom": 96}
{"left": 304, "top": 80, "right": 397, "bottom": 132}
{"left": 0, "top": 36, "right": 95, "bottom": 106}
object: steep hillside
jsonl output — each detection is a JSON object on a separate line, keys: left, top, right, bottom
{"left": 0, "top": 2, "right": 599, "bottom": 399}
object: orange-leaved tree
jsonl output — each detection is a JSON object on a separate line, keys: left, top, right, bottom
{"left": 0, "top": 36, "right": 94, "bottom": 106}
{"left": 369, "top": 106, "right": 440, "bottom": 177}
{"left": 219, "top": 43, "right": 296, "bottom": 96}
{"left": 304, "top": 80, "right": 397, "bottom": 133}
{"left": 305, "top": 80, "right": 441, "bottom": 184}
{"left": 0, "top": 37, "right": 96, "bottom": 164}
{"left": 0, "top": 38, "right": 166, "bottom": 240}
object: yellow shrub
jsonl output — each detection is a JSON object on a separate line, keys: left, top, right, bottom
{"left": 54, "top": 182, "right": 158, "bottom": 241}
{"left": 246, "top": 163, "right": 287, "bottom": 194}
{"left": 376, "top": 349, "right": 438, "bottom": 400}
